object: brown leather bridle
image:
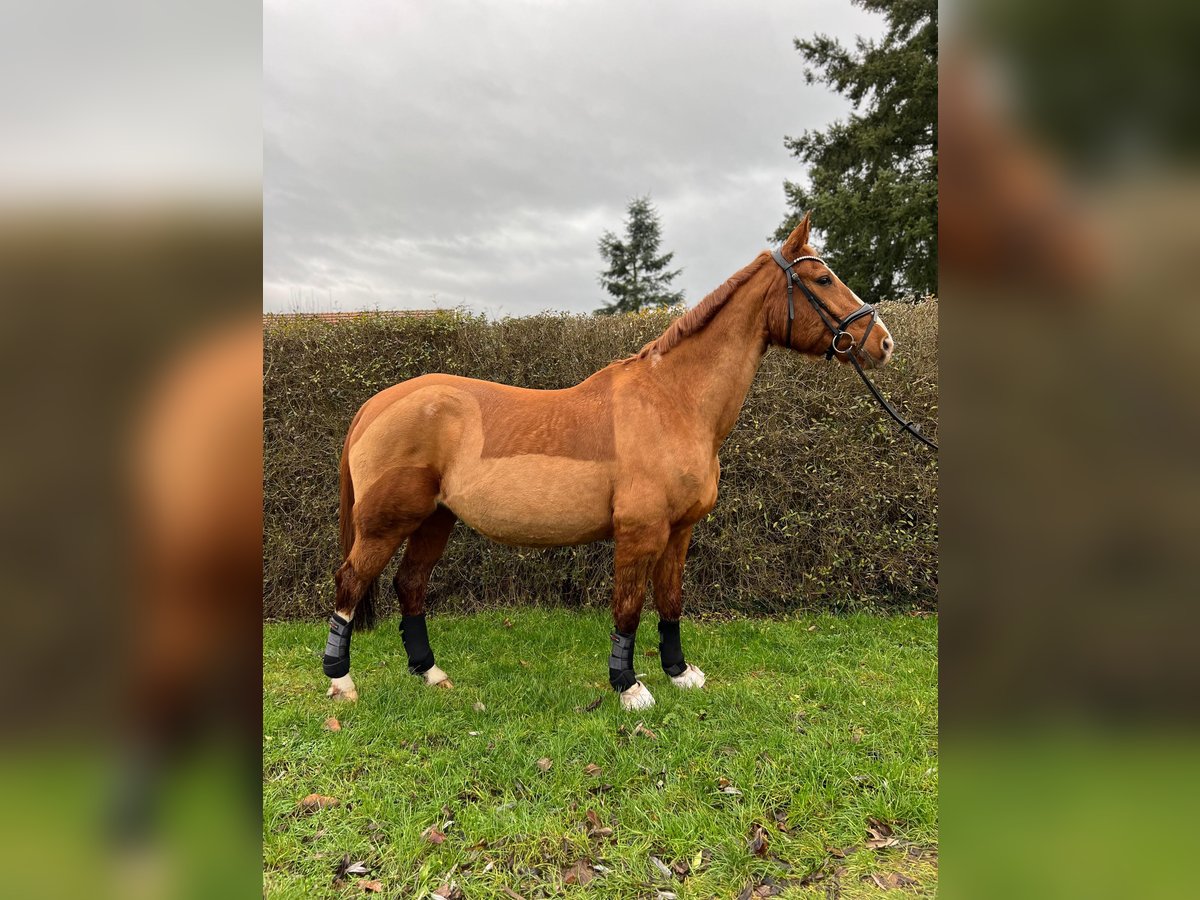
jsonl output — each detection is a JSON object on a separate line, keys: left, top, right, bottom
{"left": 771, "top": 248, "right": 878, "bottom": 361}
{"left": 771, "top": 248, "right": 938, "bottom": 452}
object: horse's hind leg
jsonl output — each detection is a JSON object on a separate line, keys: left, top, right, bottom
{"left": 652, "top": 525, "right": 706, "bottom": 690}
{"left": 393, "top": 505, "right": 457, "bottom": 688}
{"left": 325, "top": 466, "right": 439, "bottom": 701}
{"left": 325, "top": 531, "right": 409, "bottom": 701}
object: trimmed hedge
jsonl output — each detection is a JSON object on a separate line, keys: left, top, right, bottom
{"left": 264, "top": 302, "right": 937, "bottom": 620}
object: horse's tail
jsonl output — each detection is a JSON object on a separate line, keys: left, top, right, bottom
{"left": 338, "top": 411, "right": 378, "bottom": 630}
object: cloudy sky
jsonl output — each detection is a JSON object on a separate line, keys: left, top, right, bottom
{"left": 264, "top": 0, "right": 882, "bottom": 316}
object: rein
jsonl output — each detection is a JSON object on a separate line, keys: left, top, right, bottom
{"left": 770, "top": 249, "right": 939, "bottom": 452}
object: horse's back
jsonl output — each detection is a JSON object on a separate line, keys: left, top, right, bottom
{"left": 347, "top": 372, "right": 620, "bottom": 546}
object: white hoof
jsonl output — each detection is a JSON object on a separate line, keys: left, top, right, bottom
{"left": 619, "top": 681, "right": 655, "bottom": 710}
{"left": 423, "top": 664, "right": 453, "bottom": 689}
{"left": 670, "top": 663, "right": 706, "bottom": 690}
{"left": 326, "top": 674, "right": 358, "bottom": 702}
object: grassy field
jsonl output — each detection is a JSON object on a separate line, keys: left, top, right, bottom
{"left": 264, "top": 610, "right": 937, "bottom": 898}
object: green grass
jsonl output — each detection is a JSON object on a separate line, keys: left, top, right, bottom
{"left": 264, "top": 610, "right": 937, "bottom": 898}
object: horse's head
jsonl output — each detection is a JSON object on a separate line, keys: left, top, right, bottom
{"left": 767, "top": 213, "right": 894, "bottom": 367}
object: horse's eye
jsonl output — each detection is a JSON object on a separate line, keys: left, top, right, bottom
{"left": 816, "top": 275, "right": 833, "bottom": 286}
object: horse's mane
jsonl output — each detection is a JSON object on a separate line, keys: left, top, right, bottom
{"left": 631, "top": 252, "right": 771, "bottom": 360}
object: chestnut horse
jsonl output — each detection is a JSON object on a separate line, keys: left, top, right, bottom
{"left": 322, "top": 214, "right": 894, "bottom": 710}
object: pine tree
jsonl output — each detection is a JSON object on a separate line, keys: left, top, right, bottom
{"left": 775, "top": 0, "right": 937, "bottom": 300}
{"left": 595, "top": 196, "right": 685, "bottom": 316}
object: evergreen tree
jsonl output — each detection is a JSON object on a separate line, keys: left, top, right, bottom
{"left": 595, "top": 196, "right": 685, "bottom": 315}
{"left": 775, "top": 0, "right": 937, "bottom": 300}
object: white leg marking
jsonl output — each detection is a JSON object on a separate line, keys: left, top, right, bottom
{"left": 670, "top": 663, "right": 706, "bottom": 689}
{"left": 423, "top": 664, "right": 454, "bottom": 689}
{"left": 619, "top": 681, "right": 656, "bottom": 711}
{"left": 327, "top": 673, "right": 358, "bottom": 702}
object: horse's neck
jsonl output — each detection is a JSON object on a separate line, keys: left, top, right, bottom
{"left": 653, "top": 280, "right": 768, "bottom": 449}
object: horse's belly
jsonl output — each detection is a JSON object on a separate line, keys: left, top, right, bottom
{"left": 442, "top": 456, "right": 613, "bottom": 547}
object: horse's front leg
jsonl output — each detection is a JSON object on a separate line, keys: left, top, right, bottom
{"left": 652, "top": 524, "right": 706, "bottom": 690}
{"left": 609, "top": 518, "right": 669, "bottom": 710}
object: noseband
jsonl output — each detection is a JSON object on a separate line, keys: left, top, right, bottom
{"left": 770, "top": 248, "right": 938, "bottom": 452}
{"left": 771, "top": 248, "right": 877, "bottom": 360}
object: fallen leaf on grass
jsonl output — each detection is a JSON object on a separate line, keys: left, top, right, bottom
{"left": 297, "top": 794, "right": 340, "bottom": 815}
{"left": 562, "top": 859, "right": 595, "bottom": 885}
{"left": 433, "top": 882, "right": 464, "bottom": 899}
{"left": 716, "top": 777, "right": 742, "bottom": 795}
{"left": 500, "top": 888, "right": 527, "bottom": 900}
{"left": 536, "top": 757, "right": 553, "bottom": 772}
{"left": 670, "top": 857, "right": 691, "bottom": 879}
{"left": 634, "top": 721, "right": 658, "bottom": 740}
{"left": 865, "top": 817, "right": 899, "bottom": 850}
{"left": 422, "top": 826, "right": 446, "bottom": 845}
{"left": 649, "top": 855, "right": 673, "bottom": 880}
{"left": 748, "top": 822, "right": 770, "bottom": 858}
{"left": 503, "top": 618, "right": 513, "bottom": 628}
{"left": 644, "top": 648, "right": 659, "bottom": 656}
{"left": 867, "top": 871, "right": 918, "bottom": 890}
{"left": 583, "top": 696, "right": 603, "bottom": 712}
{"left": 906, "top": 844, "right": 938, "bottom": 863}
{"left": 584, "top": 809, "right": 614, "bottom": 839}
{"left": 357, "top": 879, "right": 382, "bottom": 892}
{"left": 333, "top": 855, "right": 371, "bottom": 882}
{"left": 584, "top": 763, "right": 602, "bottom": 777}
{"left": 323, "top": 717, "right": 341, "bottom": 731}
{"left": 473, "top": 701, "right": 486, "bottom": 712}
{"left": 519, "top": 659, "right": 531, "bottom": 668}
{"left": 851, "top": 727, "right": 865, "bottom": 744}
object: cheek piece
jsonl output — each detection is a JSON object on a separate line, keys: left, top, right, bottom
{"left": 322, "top": 614, "right": 353, "bottom": 678}
{"left": 608, "top": 631, "right": 637, "bottom": 692}
{"left": 400, "top": 613, "right": 436, "bottom": 675}
{"left": 657, "top": 620, "right": 687, "bottom": 677}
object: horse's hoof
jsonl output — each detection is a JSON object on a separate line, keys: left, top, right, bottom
{"left": 327, "top": 674, "right": 358, "bottom": 702}
{"left": 424, "top": 665, "right": 453, "bottom": 689}
{"left": 670, "top": 663, "right": 706, "bottom": 690}
{"left": 619, "top": 681, "right": 655, "bottom": 711}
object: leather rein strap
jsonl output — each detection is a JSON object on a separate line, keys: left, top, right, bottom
{"left": 770, "top": 248, "right": 938, "bottom": 452}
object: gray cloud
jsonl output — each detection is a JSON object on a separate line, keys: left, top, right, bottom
{"left": 264, "top": 0, "right": 882, "bottom": 316}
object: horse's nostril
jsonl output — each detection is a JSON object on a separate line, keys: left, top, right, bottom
{"left": 882, "top": 336, "right": 893, "bottom": 353}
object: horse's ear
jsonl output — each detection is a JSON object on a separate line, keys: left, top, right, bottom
{"left": 781, "top": 211, "right": 812, "bottom": 257}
